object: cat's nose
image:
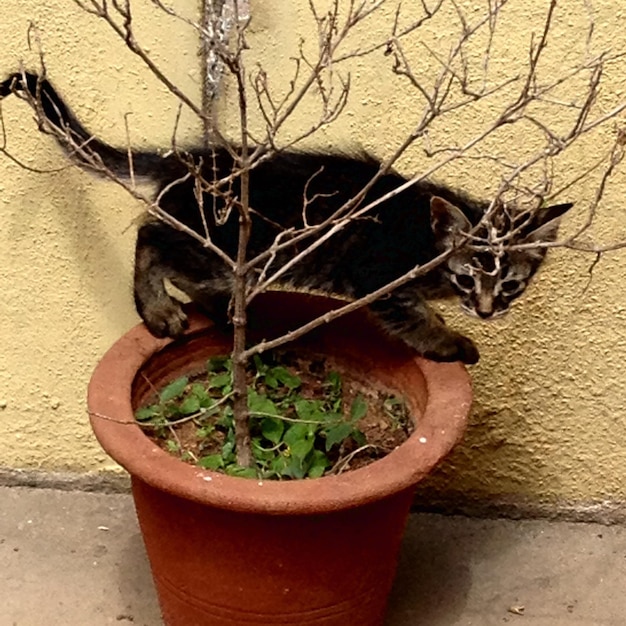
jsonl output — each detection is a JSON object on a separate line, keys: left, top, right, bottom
{"left": 475, "top": 293, "right": 495, "bottom": 319}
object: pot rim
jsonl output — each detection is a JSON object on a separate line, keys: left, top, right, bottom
{"left": 88, "top": 293, "right": 472, "bottom": 515}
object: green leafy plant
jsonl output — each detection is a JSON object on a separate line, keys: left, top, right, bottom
{"left": 136, "top": 352, "right": 411, "bottom": 479}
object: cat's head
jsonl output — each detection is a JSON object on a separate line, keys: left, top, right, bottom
{"left": 430, "top": 195, "right": 573, "bottom": 319}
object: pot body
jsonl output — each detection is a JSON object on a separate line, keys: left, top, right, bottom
{"left": 133, "top": 477, "right": 414, "bottom": 625}
{"left": 88, "top": 292, "right": 472, "bottom": 626}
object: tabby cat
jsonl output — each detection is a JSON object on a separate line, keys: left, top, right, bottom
{"left": 0, "top": 72, "right": 573, "bottom": 364}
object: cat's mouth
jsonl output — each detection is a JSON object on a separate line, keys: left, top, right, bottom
{"left": 460, "top": 303, "right": 508, "bottom": 320}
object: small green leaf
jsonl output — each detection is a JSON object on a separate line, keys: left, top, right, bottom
{"left": 217, "top": 407, "right": 234, "bottom": 429}
{"left": 148, "top": 415, "right": 168, "bottom": 429}
{"left": 319, "top": 411, "right": 343, "bottom": 424}
{"left": 325, "top": 371, "right": 342, "bottom": 395}
{"left": 283, "top": 423, "right": 311, "bottom": 447}
{"left": 261, "top": 417, "right": 284, "bottom": 444}
{"left": 225, "top": 465, "right": 257, "bottom": 478}
{"left": 196, "top": 425, "right": 215, "bottom": 439}
{"left": 252, "top": 437, "right": 276, "bottom": 462}
{"left": 266, "top": 366, "right": 301, "bottom": 390}
{"left": 383, "top": 395, "right": 409, "bottom": 425}
{"left": 162, "top": 404, "right": 183, "bottom": 420}
{"left": 278, "top": 370, "right": 301, "bottom": 389}
{"left": 324, "top": 423, "right": 354, "bottom": 451}
{"left": 190, "top": 383, "right": 212, "bottom": 406}
{"left": 209, "top": 372, "right": 232, "bottom": 389}
{"left": 294, "top": 399, "right": 323, "bottom": 422}
{"left": 165, "top": 440, "right": 180, "bottom": 453}
{"left": 307, "top": 450, "right": 330, "bottom": 478}
{"left": 198, "top": 454, "right": 224, "bottom": 470}
{"left": 207, "top": 356, "right": 230, "bottom": 372}
{"left": 307, "top": 465, "right": 326, "bottom": 478}
{"left": 135, "top": 405, "right": 159, "bottom": 421}
{"left": 264, "top": 368, "right": 279, "bottom": 389}
{"left": 352, "top": 429, "right": 367, "bottom": 447}
{"left": 248, "top": 390, "right": 278, "bottom": 416}
{"left": 350, "top": 394, "right": 368, "bottom": 422}
{"left": 384, "top": 395, "right": 402, "bottom": 408}
{"left": 159, "top": 377, "right": 189, "bottom": 402}
{"left": 222, "top": 439, "right": 235, "bottom": 462}
{"left": 290, "top": 436, "right": 314, "bottom": 460}
{"left": 253, "top": 354, "right": 268, "bottom": 375}
{"left": 179, "top": 395, "right": 201, "bottom": 415}
{"left": 286, "top": 456, "right": 306, "bottom": 480}
{"left": 270, "top": 454, "right": 290, "bottom": 477}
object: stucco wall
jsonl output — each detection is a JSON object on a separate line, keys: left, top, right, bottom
{"left": 1, "top": 1, "right": 625, "bottom": 515}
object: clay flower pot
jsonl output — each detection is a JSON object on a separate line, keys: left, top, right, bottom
{"left": 88, "top": 292, "right": 472, "bottom": 626}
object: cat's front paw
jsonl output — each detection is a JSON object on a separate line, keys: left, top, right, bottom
{"left": 423, "top": 333, "right": 479, "bottom": 365}
{"left": 141, "top": 298, "right": 189, "bottom": 338}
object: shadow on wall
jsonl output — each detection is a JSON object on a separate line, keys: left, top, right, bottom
{"left": 70, "top": 183, "right": 138, "bottom": 330}
{"left": 414, "top": 399, "right": 554, "bottom": 501}
{"left": 8, "top": 165, "right": 137, "bottom": 334}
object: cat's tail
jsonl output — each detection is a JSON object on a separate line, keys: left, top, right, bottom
{"left": 0, "top": 71, "right": 164, "bottom": 179}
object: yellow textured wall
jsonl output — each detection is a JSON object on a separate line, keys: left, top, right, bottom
{"left": 1, "top": 1, "right": 625, "bottom": 512}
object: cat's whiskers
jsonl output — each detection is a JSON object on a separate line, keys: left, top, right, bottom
{"left": 460, "top": 303, "right": 480, "bottom": 318}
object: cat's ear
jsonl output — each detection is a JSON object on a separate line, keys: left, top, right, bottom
{"left": 523, "top": 202, "right": 574, "bottom": 243}
{"left": 430, "top": 196, "right": 472, "bottom": 248}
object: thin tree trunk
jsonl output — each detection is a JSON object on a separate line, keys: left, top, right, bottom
{"left": 231, "top": 40, "right": 253, "bottom": 467}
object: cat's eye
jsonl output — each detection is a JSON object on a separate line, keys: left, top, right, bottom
{"left": 454, "top": 275, "right": 474, "bottom": 290}
{"left": 501, "top": 279, "right": 522, "bottom": 294}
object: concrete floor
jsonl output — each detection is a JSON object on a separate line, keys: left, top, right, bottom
{"left": 1, "top": 487, "right": 625, "bottom": 626}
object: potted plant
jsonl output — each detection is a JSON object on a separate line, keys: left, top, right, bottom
{"left": 5, "top": 5, "right": 477, "bottom": 623}
{"left": 88, "top": 290, "right": 472, "bottom": 626}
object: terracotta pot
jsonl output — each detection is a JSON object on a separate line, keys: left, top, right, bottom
{"left": 88, "top": 292, "right": 472, "bottom": 626}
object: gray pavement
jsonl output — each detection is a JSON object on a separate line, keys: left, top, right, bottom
{"left": 1, "top": 486, "right": 625, "bottom": 626}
